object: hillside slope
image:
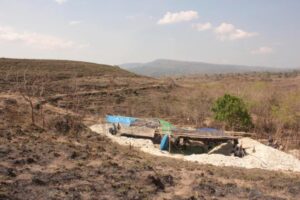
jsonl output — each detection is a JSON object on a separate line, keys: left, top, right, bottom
{"left": 0, "top": 58, "right": 300, "bottom": 199}
{"left": 121, "top": 59, "right": 283, "bottom": 77}
{"left": 1, "top": 94, "right": 300, "bottom": 200}
{"left": 0, "top": 57, "right": 169, "bottom": 117}
{"left": 0, "top": 58, "right": 152, "bottom": 96}
{"left": 0, "top": 58, "right": 136, "bottom": 78}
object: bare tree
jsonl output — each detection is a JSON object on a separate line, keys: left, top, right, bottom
{"left": 17, "top": 71, "right": 47, "bottom": 126}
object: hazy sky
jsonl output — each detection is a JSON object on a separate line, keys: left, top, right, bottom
{"left": 0, "top": 0, "right": 299, "bottom": 68}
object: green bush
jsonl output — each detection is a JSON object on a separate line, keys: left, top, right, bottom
{"left": 212, "top": 94, "right": 253, "bottom": 131}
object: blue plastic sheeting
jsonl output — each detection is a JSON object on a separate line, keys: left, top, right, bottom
{"left": 160, "top": 135, "right": 169, "bottom": 151}
{"left": 106, "top": 115, "right": 136, "bottom": 126}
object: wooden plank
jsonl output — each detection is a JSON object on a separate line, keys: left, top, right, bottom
{"left": 119, "top": 125, "right": 156, "bottom": 138}
{"left": 116, "top": 123, "right": 239, "bottom": 142}
{"left": 172, "top": 131, "right": 238, "bottom": 140}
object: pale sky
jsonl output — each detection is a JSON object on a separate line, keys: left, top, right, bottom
{"left": 0, "top": 0, "right": 299, "bottom": 68}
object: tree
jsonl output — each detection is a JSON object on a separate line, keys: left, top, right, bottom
{"left": 212, "top": 94, "right": 253, "bottom": 131}
{"left": 16, "top": 71, "right": 47, "bottom": 127}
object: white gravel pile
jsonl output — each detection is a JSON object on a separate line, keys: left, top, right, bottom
{"left": 90, "top": 124, "right": 300, "bottom": 173}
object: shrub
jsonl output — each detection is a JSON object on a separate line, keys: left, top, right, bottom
{"left": 212, "top": 94, "right": 253, "bottom": 131}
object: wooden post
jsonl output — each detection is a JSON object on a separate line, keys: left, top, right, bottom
{"left": 168, "top": 133, "right": 171, "bottom": 153}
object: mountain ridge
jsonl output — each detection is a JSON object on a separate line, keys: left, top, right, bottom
{"left": 120, "top": 59, "right": 287, "bottom": 77}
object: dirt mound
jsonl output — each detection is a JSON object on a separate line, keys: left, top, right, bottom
{"left": 91, "top": 124, "right": 300, "bottom": 172}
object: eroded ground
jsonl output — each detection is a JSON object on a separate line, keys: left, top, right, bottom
{"left": 0, "top": 95, "right": 300, "bottom": 200}
{"left": 0, "top": 59, "right": 300, "bottom": 199}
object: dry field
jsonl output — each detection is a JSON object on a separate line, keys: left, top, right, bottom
{"left": 0, "top": 58, "right": 300, "bottom": 199}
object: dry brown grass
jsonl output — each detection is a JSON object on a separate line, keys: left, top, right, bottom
{"left": 170, "top": 72, "right": 300, "bottom": 149}
{"left": 0, "top": 59, "right": 300, "bottom": 199}
{"left": 1, "top": 94, "right": 300, "bottom": 199}
{"left": 0, "top": 58, "right": 299, "bottom": 150}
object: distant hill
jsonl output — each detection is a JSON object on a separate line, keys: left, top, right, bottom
{"left": 120, "top": 62, "right": 143, "bottom": 70}
{"left": 120, "top": 59, "right": 284, "bottom": 77}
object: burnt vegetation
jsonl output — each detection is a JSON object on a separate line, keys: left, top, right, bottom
{"left": 0, "top": 58, "right": 299, "bottom": 199}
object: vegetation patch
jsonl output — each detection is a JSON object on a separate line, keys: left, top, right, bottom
{"left": 212, "top": 94, "right": 253, "bottom": 131}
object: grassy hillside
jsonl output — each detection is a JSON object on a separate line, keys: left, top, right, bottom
{"left": 0, "top": 58, "right": 135, "bottom": 77}
{"left": 0, "top": 58, "right": 153, "bottom": 96}
{"left": 1, "top": 58, "right": 299, "bottom": 149}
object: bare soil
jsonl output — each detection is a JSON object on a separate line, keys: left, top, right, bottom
{"left": 0, "top": 93, "right": 299, "bottom": 200}
{"left": 0, "top": 58, "right": 300, "bottom": 199}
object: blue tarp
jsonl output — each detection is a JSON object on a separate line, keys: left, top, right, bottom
{"left": 160, "top": 135, "right": 169, "bottom": 151}
{"left": 106, "top": 115, "right": 136, "bottom": 126}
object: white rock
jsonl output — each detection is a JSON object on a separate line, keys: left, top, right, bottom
{"left": 90, "top": 124, "right": 300, "bottom": 172}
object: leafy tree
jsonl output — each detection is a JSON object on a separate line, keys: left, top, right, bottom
{"left": 212, "top": 94, "right": 253, "bottom": 131}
